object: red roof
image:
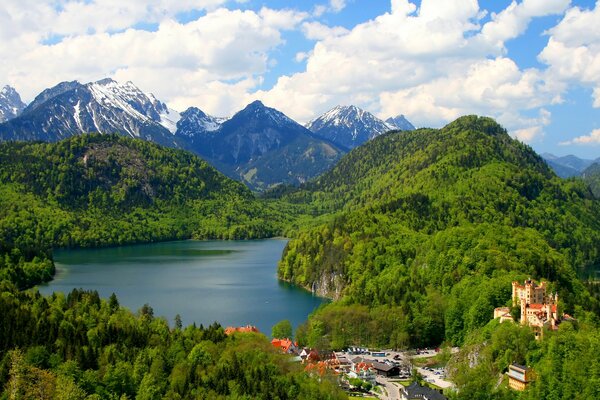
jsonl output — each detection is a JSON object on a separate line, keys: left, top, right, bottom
{"left": 527, "top": 304, "right": 557, "bottom": 312}
{"left": 271, "top": 338, "right": 297, "bottom": 352}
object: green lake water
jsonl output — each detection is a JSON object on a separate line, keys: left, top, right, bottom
{"left": 38, "top": 239, "right": 326, "bottom": 335}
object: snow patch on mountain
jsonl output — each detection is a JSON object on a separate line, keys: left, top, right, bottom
{"left": 306, "top": 105, "right": 393, "bottom": 148}
{"left": 159, "top": 108, "right": 181, "bottom": 134}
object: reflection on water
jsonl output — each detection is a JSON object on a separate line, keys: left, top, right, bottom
{"left": 39, "top": 239, "right": 327, "bottom": 335}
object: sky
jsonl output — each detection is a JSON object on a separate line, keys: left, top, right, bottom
{"left": 0, "top": 0, "right": 599, "bottom": 158}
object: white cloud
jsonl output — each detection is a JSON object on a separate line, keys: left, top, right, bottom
{"left": 313, "top": 0, "right": 348, "bottom": 17}
{"left": 560, "top": 129, "right": 600, "bottom": 145}
{"left": 329, "top": 0, "right": 347, "bottom": 13}
{"left": 251, "top": 0, "right": 568, "bottom": 143}
{"left": 0, "top": 0, "right": 595, "bottom": 146}
{"left": 538, "top": 3, "right": 600, "bottom": 107}
{"left": 479, "top": 0, "right": 571, "bottom": 50}
{"left": 302, "top": 21, "right": 349, "bottom": 40}
{"left": 514, "top": 126, "right": 543, "bottom": 142}
{"left": 0, "top": 6, "right": 307, "bottom": 117}
{"left": 0, "top": 1, "right": 227, "bottom": 39}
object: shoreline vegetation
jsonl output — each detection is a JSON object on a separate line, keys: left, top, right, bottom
{"left": 1, "top": 116, "right": 600, "bottom": 398}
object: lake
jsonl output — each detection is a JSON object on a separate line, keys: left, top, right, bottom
{"left": 38, "top": 239, "right": 326, "bottom": 335}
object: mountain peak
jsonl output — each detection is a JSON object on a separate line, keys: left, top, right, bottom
{"left": 0, "top": 85, "right": 27, "bottom": 123}
{"left": 307, "top": 105, "right": 394, "bottom": 149}
{"left": 247, "top": 100, "right": 265, "bottom": 108}
{"left": 176, "top": 107, "right": 225, "bottom": 138}
{"left": 94, "top": 77, "right": 117, "bottom": 86}
{"left": 233, "top": 100, "right": 295, "bottom": 127}
{"left": 1, "top": 85, "right": 18, "bottom": 96}
{"left": 386, "top": 114, "right": 415, "bottom": 131}
{"left": 443, "top": 115, "right": 506, "bottom": 137}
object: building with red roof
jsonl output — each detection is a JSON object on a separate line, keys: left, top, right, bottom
{"left": 271, "top": 338, "right": 298, "bottom": 354}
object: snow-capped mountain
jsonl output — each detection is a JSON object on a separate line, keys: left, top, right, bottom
{"left": 0, "top": 86, "right": 26, "bottom": 123}
{"left": 386, "top": 115, "right": 415, "bottom": 131}
{"left": 189, "top": 100, "right": 345, "bottom": 190}
{"left": 306, "top": 105, "right": 395, "bottom": 149}
{"left": 0, "top": 78, "right": 180, "bottom": 146}
{"left": 176, "top": 107, "right": 226, "bottom": 137}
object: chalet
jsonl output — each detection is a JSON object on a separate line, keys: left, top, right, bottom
{"left": 400, "top": 382, "right": 447, "bottom": 400}
{"left": 271, "top": 338, "right": 298, "bottom": 354}
{"left": 371, "top": 361, "right": 400, "bottom": 377}
{"left": 299, "top": 348, "right": 334, "bottom": 363}
{"left": 333, "top": 353, "right": 351, "bottom": 372}
{"left": 507, "top": 364, "right": 534, "bottom": 391}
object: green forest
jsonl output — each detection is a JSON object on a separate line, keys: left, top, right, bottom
{"left": 1, "top": 118, "right": 600, "bottom": 398}
{"left": 0, "top": 134, "right": 299, "bottom": 289}
{"left": 277, "top": 117, "right": 600, "bottom": 398}
{"left": 0, "top": 282, "right": 345, "bottom": 399}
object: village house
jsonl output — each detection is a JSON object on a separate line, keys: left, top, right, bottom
{"left": 399, "top": 382, "right": 447, "bottom": 400}
{"left": 371, "top": 361, "right": 400, "bottom": 377}
{"left": 271, "top": 338, "right": 298, "bottom": 354}
{"left": 347, "top": 361, "right": 377, "bottom": 386}
{"left": 507, "top": 364, "right": 535, "bottom": 391}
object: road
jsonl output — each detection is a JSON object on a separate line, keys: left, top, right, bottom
{"left": 416, "top": 367, "right": 454, "bottom": 389}
{"left": 376, "top": 376, "right": 400, "bottom": 400}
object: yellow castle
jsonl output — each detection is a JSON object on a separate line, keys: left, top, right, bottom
{"left": 494, "top": 279, "right": 562, "bottom": 339}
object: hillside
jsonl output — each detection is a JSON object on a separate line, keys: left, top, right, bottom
{"left": 277, "top": 116, "right": 600, "bottom": 348}
{"left": 582, "top": 162, "right": 600, "bottom": 198}
{"left": 0, "top": 134, "right": 290, "bottom": 289}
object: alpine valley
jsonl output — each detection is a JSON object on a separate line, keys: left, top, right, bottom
{"left": 2, "top": 80, "right": 600, "bottom": 400}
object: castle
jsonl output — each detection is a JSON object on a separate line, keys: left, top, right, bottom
{"left": 494, "top": 279, "right": 562, "bottom": 339}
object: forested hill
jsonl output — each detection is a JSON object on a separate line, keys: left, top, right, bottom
{"left": 278, "top": 116, "right": 600, "bottom": 348}
{"left": 582, "top": 162, "right": 600, "bottom": 198}
{"left": 289, "top": 115, "right": 554, "bottom": 210}
{"left": 0, "top": 134, "right": 289, "bottom": 289}
{"left": 0, "top": 133, "right": 250, "bottom": 208}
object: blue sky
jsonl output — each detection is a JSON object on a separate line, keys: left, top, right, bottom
{"left": 0, "top": 0, "right": 599, "bottom": 158}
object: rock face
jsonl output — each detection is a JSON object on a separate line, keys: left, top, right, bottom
{"left": 385, "top": 114, "right": 415, "bottom": 131}
{"left": 0, "top": 79, "right": 179, "bottom": 147}
{"left": 0, "top": 86, "right": 26, "bottom": 123}
{"left": 188, "top": 100, "right": 346, "bottom": 191}
{"left": 306, "top": 105, "right": 399, "bottom": 149}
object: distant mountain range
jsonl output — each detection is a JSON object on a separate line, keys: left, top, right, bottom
{"left": 541, "top": 153, "right": 600, "bottom": 178}
{"left": 187, "top": 100, "right": 345, "bottom": 190}
{"left": 0, "top": 79, "right": 414, "bottom": 190}
{"left": 0, "top": 79, "right": 178, "bottom": 147}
